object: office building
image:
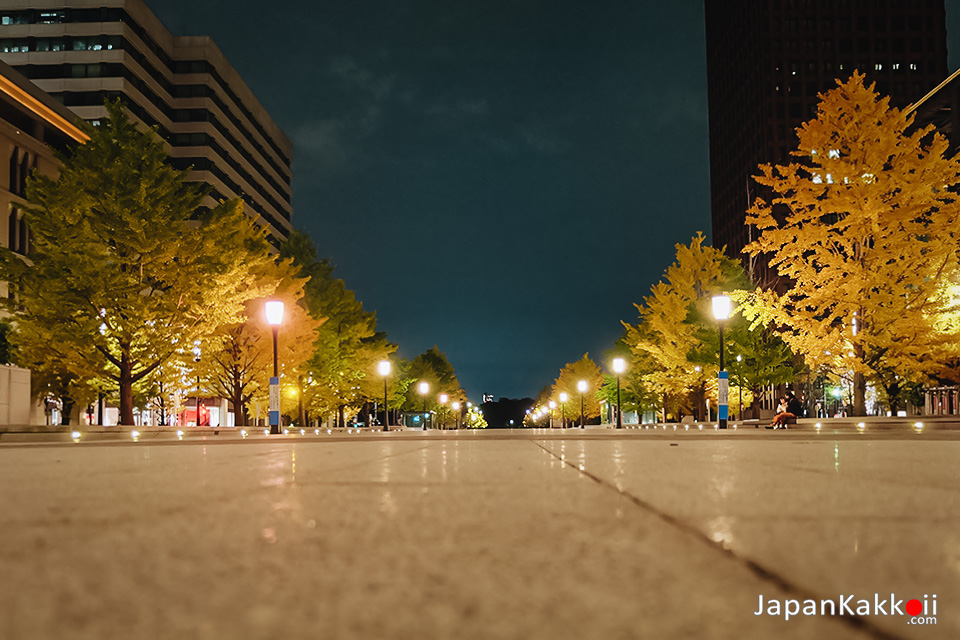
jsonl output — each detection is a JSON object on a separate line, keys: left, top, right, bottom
{"left": 704, "top": 0, "right": 949, "bottom": 282}
{"left": 0, "top": 57, "right": 87, "bottom": 423}
{"left": 0, "top": 0, "right": 293, "bottom": 245}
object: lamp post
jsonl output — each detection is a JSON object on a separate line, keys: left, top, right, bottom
{"left": 612, "top": 357, "right": 626, "bottom": 428}
{"left": 736, "top": 354, "right": 743, "bottom": 420}
{"left": 439, "top": 393, "right": 448, "bottom": 429}
{"left": 558, "top": 392, "right": 568, "bottom": 429}
{"left": 193, "top": 340, "right": 201, "bottom": 427}
{"left": 712, "top": 294, "right": 732, "bottom": 429}
{"left": 548, "top": 400, "right": 557, "bottom": 429}
{"left": 451, "top": 401, "right": 461, "bottom": 429}
{"left": 577, "top": 379, "right": 587, "bottom": 428}
{"left": 265, "top": 300, "right": 284, "bottom": 434}
{"left": 418, "top": 381, "right": 429, "bottom": 430}
{"left": 378, "top": 360, "right": 391, "bottom": 431}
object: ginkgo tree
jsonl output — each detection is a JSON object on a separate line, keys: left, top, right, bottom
{"left": 623, "top": 233, "right": 799, "bottom": 420}
{"left": 1, "top": 101, "right": 277, "bottom": 425}
{"left": 551, "top": 354, "right": 604, "bottom": 425}
{"left": 743, "top": 72, "right": 960, "bottom": 414}
{"left": 198, "top": 259, "right": 323, "bottom": 427}
{"left": 624, "top": 233, "right": 748, "bottom": 419}
{"left": 280, "top": 232, "right": 398, "bottom": 427}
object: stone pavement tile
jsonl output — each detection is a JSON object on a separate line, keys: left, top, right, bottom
{"left": 0, "top": 438, "right": 889, "bottom": 640}
{"left": 536, "top": 437, "right": 959, "bottom": 639}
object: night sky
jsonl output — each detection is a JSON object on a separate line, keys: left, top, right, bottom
{"left": 147, "top": 1, "right": 960, "bottom": 401}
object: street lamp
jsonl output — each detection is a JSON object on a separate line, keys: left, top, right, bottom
{"left": 577, "top": 379, "right": 587, "bottom": 428}
{"left": 736, "top": 354, "right": 743, "bottom": 420}
{"left": 439, "top": 393, "right": 449, "bottom": 429}
{"left": 612, "top": 357, "right": 626, "bottom": 429}
{"left": 193, "top": 340, "right": 202, "bottom": 427}
{"left": 265, "top": 300, "right": 284, "bottom": 434}
{"left": 378, "top": 360, "right": 391, "bottom": 432}
{"left": 451, "top": 401, "right": 461, "bottom": 429}
{"left": 558, "top": 392, "right": 568, "bottom": 429}
{"left": 712, "top": 294, "right": 732, "bottom": 429}
{"left": 418, "top": 381, "right": 429, "bottom": 429}
{"left": 548, "top": 400, "right": 557, "bottom": 429}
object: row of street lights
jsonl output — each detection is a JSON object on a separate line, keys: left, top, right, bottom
{"left": 263, "top": 294, "right": 731, "bottom": 434}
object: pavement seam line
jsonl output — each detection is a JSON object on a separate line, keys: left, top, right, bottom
{"left": 531, "top": 440, "right": 911, "bottom": 640}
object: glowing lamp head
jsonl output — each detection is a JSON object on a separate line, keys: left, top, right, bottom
{"left": 451, "top": 401, "right": 460, "bottom": 411}
{"left": 559, "top": 392, "right": 569, "bottom": 403}
{"left": 612, "top": 357, "right": 626, "bottom": 374}
{"left": 378, "top": 360, "right": 391, "bottom": 377}
{"left": 265, "top": 300, "right": 284, "bottom": 326}
{"left": 577, "top": 379, "right": 588, "bottom": 393}
{"left": 418, "top": 381, "right": 429, "bottom": 396}
{"left": 548, "top": 400, "right": 557, "bottom": 409}
{"left": 439, "top": 393, "right": 448, "bottom": 405}
{"left": 712, "top": 294, "right": 732, "bottom": 321}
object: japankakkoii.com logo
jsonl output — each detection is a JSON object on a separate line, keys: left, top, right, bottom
{"left": 754, "top": 593, "right": 938, "bottom": 625}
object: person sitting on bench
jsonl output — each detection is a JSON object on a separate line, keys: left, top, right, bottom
{"left": 769, "top": 391, "right": 802, "bottom": 429}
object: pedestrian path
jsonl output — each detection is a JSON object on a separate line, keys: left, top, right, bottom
{"left": 0, "top": 431, "right": 955, "bottom": 639}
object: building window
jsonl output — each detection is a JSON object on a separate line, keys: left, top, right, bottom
{"left": 39, "top": 11, "right": 65, "bottom": 24}
{"left": 8, "top": 147, "right": 19, "bottom": 197}
{"left": 8, "top": 209, "right": 17, "bottom": 253}
{"left": 17, "top": 216, "right": 27, "bottom": 255}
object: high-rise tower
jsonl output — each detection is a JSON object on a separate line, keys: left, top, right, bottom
{"left": 704, "top": 0, "right": 949, "bottom": 281}
{"left": 0, "top": 0, "right": 293, "bottom": 245}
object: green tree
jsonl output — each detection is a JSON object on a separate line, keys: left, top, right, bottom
{"left": 200, "top": 260, "right": 322, "bottom": 427}
{"left": 280, "top": 232, "right": 396, "bottom": 427}
{"left": 0, "top": 101, "right": 275, "bottom": 425}
{"left": 744, "top": 72, "right": 960, "bottom": 414}
{"left": 404, "top": 345, "right": 465, "bottom": 415}
{"left": 596, "top": 343, "right": 662, "bottom": 422}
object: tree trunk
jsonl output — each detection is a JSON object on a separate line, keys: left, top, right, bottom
{"left": 337, "top": 404, "right": 345, "bottom": 429}
{"left": 119, "top": 348, "right": 135, "bottom": 426}
{"left": 60, "top": 395, "right": 74, "bottom": 425}
{"left": 298, "top": 375, "right": 305, "bottom": 427}
{"left": 231, "top": 369, "right": 247, "bottom": 426}
{"left": 853, "top": 344, "right": 866, "bottom": 416}
{"left": 232, "top": 393, "right": 247, "bottom": 426}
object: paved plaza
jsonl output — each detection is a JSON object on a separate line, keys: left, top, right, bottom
{"left": 0, "top": 427, "right": 957, "bottom": 639}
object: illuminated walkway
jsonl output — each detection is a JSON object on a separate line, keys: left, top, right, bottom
{"left": 0, "top": 429, "right": 956, "bottom": 639}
